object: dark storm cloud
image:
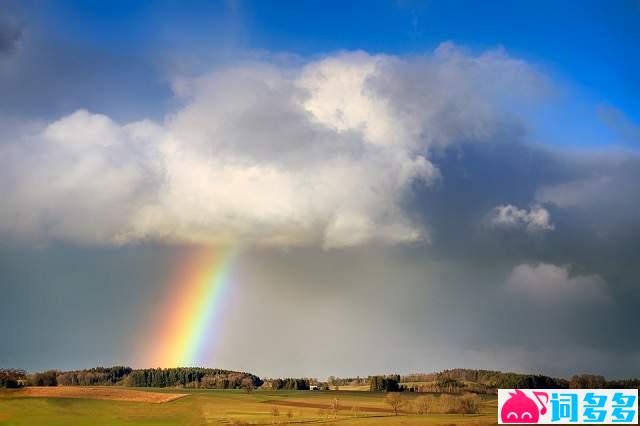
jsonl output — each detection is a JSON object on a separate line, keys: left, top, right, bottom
{"left": 406, "top": 141, "right": 568, "bottom": 263}
{"left": 408, "top": 140, "right": 640, "bottom": 271}
{"left": 0, "top": 243, "right": 191, "bottom": 370}
{"left": 398, "top": 140, "right": 640, "bottom": 376}
{"left": 0, "top": 16, "right": 22, "bottom": 55}
{"left": 3, "top": 240, "right": 638, "bottom": 378}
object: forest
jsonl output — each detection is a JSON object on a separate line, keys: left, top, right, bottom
{"left": 1, "top": 367, "right": 262, "bottom": 390}
{"left": 399, "top": 369, "right": 640, "bottom": 392}
{"left": 2, "top": 366, "right": 639, "bottom": 392}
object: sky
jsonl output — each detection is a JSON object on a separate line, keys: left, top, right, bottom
{"left": 1, "top": 0, "right": 639, "bottom": 379}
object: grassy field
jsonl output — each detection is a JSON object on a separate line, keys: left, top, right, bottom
{"left": 0, "top": 387, "right": 498, "bottom": 425}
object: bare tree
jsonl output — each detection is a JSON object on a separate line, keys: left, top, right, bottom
{"left": 413, "top": 395, "right": 433, "bottom": 415}
{"left": 459, "top": 394, "right": 481, "bottom": 414}
{"left": 440, "top": 394, "right": 456, "bottom": 413}
{"left": 330, "top": 397, "right": 340, "bottom": 419}
{"left": 241, "top": 377, "right": 254, "bottom": 393}
{"left": 385, "top": 392, "right": 405, "bottom": 416}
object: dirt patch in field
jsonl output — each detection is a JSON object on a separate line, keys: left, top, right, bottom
{"left": 16, "top": 386, "right": 187, "bottom": 403}
{"left": 262, "top": 399, "right": 406, "bottom": 414}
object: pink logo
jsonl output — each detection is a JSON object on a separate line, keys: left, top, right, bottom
{"left": 500, "top": 389, "right": 548, "bottom": 423}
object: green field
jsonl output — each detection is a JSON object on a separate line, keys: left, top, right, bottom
{"left": 0, "top": 387, "right": 498, "bottom": 425}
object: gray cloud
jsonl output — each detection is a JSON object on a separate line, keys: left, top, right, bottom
{"left": 2, "top": 243, "right": 638, "bottom": 378}
{"left": 0, "top": 24, "right": 170, "bottom": 122}
{"left": 397, "top": 139, "right": 640, "bottom": 372}
{"left": 0, "top": 16, "right": 22, "bottom": 55}
{"left": 535, "top": 149, "right": 640, "bottom": 236}
{"left": 408, "top": 141, "right": 640, "bottom": 265}
{"left": 506, "top": 262, "right": 609, "bottom": 304}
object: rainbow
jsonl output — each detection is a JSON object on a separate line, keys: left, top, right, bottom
{"left": 148, "top": 247, "right": 236, "bottom": 367}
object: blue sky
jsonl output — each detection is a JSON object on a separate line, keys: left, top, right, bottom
{"left": 35, "top": 0, "right": 639, "bottom": 117}
{"left": 18, "top": 0, "right": 638, "bottom": 149}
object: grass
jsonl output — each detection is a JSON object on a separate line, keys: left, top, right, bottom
{"left": 0, "top": 387, "right": 499, "bottom": 425}
{"left": 8, "top": 386, "right": 187, "bottom": 403}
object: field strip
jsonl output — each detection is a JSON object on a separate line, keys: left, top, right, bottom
{"left": 262, "top": 399, "right": 406, "bottom": 414}
{"left": 16, "top": 386, "right": 188, "bottom": 403}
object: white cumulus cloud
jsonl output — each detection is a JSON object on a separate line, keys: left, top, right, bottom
{"left": 0, "top": 44, "right": 547, "bottom": 248}
{"left": 489, "top": 204, "right": 554, "bottom": 232}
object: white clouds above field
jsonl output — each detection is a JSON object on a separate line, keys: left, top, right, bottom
{"left": 0, "top": 44, "right": 549, "bottom": 248}
{"left": 506, "top": 263, "right": 609, "bottom": 304}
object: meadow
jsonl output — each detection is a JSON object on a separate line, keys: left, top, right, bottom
{"left": 0, "top": 387, "right": 498, "bottom": 425}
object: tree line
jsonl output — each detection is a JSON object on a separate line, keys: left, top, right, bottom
{"left": 570, "top": 374, "right": 640, "bottom": 389}
{"left": 57, "top": 366, "right": 132, "bottom": 386}
{"left": 3, "top": 366, "right": 639, "bottom": 391}
{"left": 0, "top": 369, "right": 26, "bottom": 388}
{"left": 120, "top": 367, "right": 262, "bottom": 389}
{"left": 434, "top": 369, "right": 640, "bottom": 390}
{"left": 401, "top": 372, "right": 436, "bottom": 383}
{"left": 368, "top": 374, "right": 401, "bottom": 392}
{"left": 327, "top": 376, "right": 367, "bottom": 386}
{"left": 0, "top": 366, "right": 262, "bottom": 389}
{"left": 399, "top": 369, "right": 640, "bottom": 392}
{"left": 269, "top": 378, "right": 310, "bottom": 390}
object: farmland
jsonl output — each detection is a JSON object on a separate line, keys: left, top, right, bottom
{"left": 0, "top": 387, "right": 498, "bottom": 425}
